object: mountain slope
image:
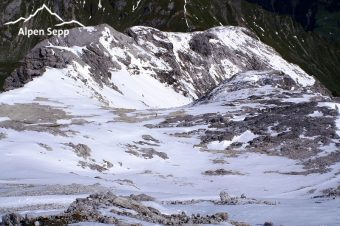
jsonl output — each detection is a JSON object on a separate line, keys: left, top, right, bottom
{"left": 3, "top": 24, "right": 317, "bottom": 101}
{"left": 0, "top": 0, "right": 339, "bottom": 95}
{"left": 0, "top": 24, "right": 339, "bottom": 225}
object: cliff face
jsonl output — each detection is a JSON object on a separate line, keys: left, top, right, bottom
{"left": 0, "top": 0, "right": 339, "bottom": 94}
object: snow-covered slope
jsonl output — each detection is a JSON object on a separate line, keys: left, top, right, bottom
{"left": 0, "top": 25, "right": 339, "bottom": 225}
{"left": 4, "top": 24, "right": 316, "bottom": 108}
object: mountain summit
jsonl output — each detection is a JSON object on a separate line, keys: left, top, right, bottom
{"left": 3, "top": 24, "right": 317, "bottom": 102}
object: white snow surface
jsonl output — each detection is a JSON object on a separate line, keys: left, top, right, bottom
{"left": 0, "top": 67, "right": 339, "bottom": 225}
{"left": 213, "top": 26, "right": 315, "bottom": 86}
{"left": 128, "top": 25, "right": 315, "bottom": 100}
{"left": 207, "top": 130, "right": 258, "bottom": 150}
{"left": 0, "top": 25, "right": 338, "bottom": 226}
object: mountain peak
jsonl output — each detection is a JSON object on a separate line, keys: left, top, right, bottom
{"left": 3, "top": 24, "right": 317, "bottom": 105}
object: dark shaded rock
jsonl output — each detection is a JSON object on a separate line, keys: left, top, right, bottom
{"left": 204, "top": 169, "right": 244, "bottom": 176}
{"left": 126, "top": 144, "right": 169, "bottom": 160}
{"left": 129, "top": 193, "right": 155, "bottom": 202}
{"left": 1, "top": 213, "right": 24, "bottom": 226}
{"left": 66, "top": 143, "right": 92, "bottom": 159}
{"left": 189, "top": 32, "right": 217, "bottom": 57}
{"left": 264, "top": 222, "right": 274, "bottom": 226}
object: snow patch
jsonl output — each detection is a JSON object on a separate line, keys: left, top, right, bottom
{"left": 207, "top": 130, "right": 258, "bottom": 150}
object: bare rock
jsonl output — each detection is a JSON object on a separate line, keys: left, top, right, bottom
{"left": 1, "top": 213, "right": 24, "bottom": 226}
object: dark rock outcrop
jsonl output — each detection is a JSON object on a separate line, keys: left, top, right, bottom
{"left": 1, "top": 192, "right": 230, "bottom": 226}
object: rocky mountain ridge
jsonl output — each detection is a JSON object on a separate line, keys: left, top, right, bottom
{"left": 0, "top": 23, "right": 339, "bottom": 225}
{"left": 1, "top": 0, "right": 339, "bottom": 95}
{"left": 3, "top": 24, "right": 319, "bottom": 103}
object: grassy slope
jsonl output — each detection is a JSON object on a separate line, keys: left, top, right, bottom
{"left": 240, "top": 1, "right": 340, "bottom": 95}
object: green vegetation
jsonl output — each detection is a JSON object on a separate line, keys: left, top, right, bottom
{"left": 240, "top": 1, "right": 340, "bottom": 95}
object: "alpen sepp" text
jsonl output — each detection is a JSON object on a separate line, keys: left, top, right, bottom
{"left": 18, "top": 27, "right": 70, "bottom": 38}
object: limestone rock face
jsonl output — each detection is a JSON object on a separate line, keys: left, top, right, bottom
{"left": 3, "top": 24, "right": 320, "bottom": 101}
{"left": 1, "top": 0, "right": 339, "bottom": 95}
